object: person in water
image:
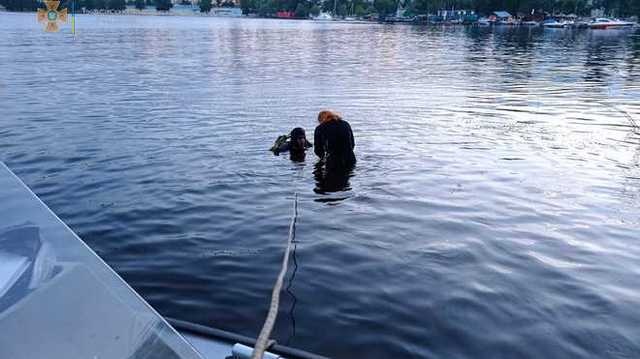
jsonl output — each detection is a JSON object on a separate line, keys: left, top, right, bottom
{"left": 270, "top": 127, "right": 313, "bottom": 161}
{"left": 314, "top": 110, "right": 356, "bottom": 169}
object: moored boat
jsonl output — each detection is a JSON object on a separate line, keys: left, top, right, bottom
{"left": 589, "top": 18, "right": 635, "bottom": 29}
{"left": 477, "top": 17, "right": 490, "bottom": 26}
{"left": 210, "top": 7, "right": 242, "bottom": 17}
{"left": 542, "top": 19, "right": 568, "bottom": 28}
{"left": 312, "top": 12, "right": 333, "bottom": 21}
{"left": 496, "top": 19, "right": 517, "bottom": 26}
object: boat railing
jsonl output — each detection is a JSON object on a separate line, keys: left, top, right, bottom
{"left": 167, "top": 317, "right": 331, "bottom": 359}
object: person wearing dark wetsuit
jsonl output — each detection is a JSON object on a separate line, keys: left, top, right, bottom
{"left": 272, "top": 127, "right": 313, "bottom": 162}
{"left": 314, "top": 110, "right": 356, "bottom": 170}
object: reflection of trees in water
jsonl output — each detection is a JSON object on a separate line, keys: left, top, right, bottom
{"left": 461, "top": 27, "right": 544, "bottom": 89}
{"left": 588, "top": 31, "right": 640, "bottom": 170}
{"left": 582, "top": 31, "right": 639, "bottom": 85}
{"left": 624, "top": 31, "right": 640, "bottom": 84}
{"left": 456, "top": 27, "right": 640, "bottom": 204}
{"left": 458, "top": 27, "right": 639, "bottom": 89}
{"left": 584, "top": 42, "right": 612, "bottom": 84}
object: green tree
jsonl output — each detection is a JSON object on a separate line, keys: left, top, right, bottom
{"left": 134, "top": 0, "right": 145, "bottom": 8}
{"left": 200, "top": 0, "right": 212, "bottom": 11}
{"left": 412, "top": 0, "right": 430, "bottom": 14}
{"left": 240, "top": 0, "right": 255, "bottom": 13}
{"left": 257, "top": 0, "right": 275, "bottom": 16}
{"left": 294, "top": 2, "right": 309, "bottom": 16}
{"left": 1, "top": 0, "right": 40, "bottom": 11}
{"left": 631, "top": 0, "right": 640, "bottom": 16}
{"left": 309, "top": 3, "right": 320, "bottom": 15}
{"left": 108, "top": 0, "right": 126, "bottom": 10}
{"left": 374, "top": 0, "right": 396, "bottom": 18}
{"left": 320, "top": 0, "right": 329, "bottom": 12}
{"left": 94, "top": 0, "right": 107, "bottom": 9}
{"left": 353, "top": 3, "right": 365, "bottom": 16}
{"left": 81, "top": 0, "right": 95, "bottom": 10}
{"left": 155, "top": 0, "right": 171, "bottom": 10}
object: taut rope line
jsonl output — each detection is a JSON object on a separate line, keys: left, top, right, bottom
{"left": 251, "top": 193, "right": 299, "bottom": 359}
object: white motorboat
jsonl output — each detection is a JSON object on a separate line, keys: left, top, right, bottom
{"left": 0, "top": 162, "right": 326, "bottom": 359}
{"left": 312, "top": 12, "right": 333, "bottom": 21}
{"left": 542, "top": 19, "right": 568, "bottom": 28}
{"left": 589, "top": 18, "right": 635, "bottom": 29}
{"left": 477, "top": 17, "right": 490, "bottom": 26}
{"left": 496, "top": 19, "right": 517, "bottom": 26}
{"left": 210, "top": 7, "right": 243, "bottom": 17}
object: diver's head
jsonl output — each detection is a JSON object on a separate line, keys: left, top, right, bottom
{"left": 290, "top": 127, "right": 308, "bottom": 152}
{"left": 317, "top": 110, "right": 342, "bottom": 124}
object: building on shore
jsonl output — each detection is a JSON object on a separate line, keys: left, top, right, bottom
{"left": 437, "top": 9, "right": 475, "bottom": 19}
{"left": 492, "top": 11, "right": 512, "bottom": 22}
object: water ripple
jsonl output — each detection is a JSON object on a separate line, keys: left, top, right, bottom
{"left": 1, "top": 13, "right": 640, "bottom": 359}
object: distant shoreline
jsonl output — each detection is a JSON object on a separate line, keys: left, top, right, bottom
{"left": 0, "top": 9, "right": 377, "bottom": 23}
{"left": 1, "top": 8, "right": 244, "bottom": 17}
{"left": 2, "top": 9, "right": 638, "bottom": 29}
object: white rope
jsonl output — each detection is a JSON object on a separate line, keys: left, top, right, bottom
{"left": 251, "top": 193, "right": 298, "bottom": 359}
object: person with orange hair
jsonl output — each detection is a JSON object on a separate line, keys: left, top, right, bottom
{"left": 314, "top": 110, "right": 356, "bottom": 169}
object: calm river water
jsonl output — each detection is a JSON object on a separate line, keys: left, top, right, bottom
{"left": 1, "top": 13, "right": 640, "bottom": 358}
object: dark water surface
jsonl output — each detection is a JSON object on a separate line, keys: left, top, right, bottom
{"left": 2, "top": 13, "right": 640, "bottom": 358}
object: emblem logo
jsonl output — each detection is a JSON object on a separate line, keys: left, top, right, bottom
{"left": 37, "top": 1, "right": 68, "bottom": 32}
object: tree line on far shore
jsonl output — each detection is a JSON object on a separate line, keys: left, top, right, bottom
{"left": 0, "top": 0, "right": 176, "bottom": 11}
{"left": 2, "top": 0, "right": 639, "bottom": 18}
{"left": 241, "top": 0, "right": 640, "bottom": 19}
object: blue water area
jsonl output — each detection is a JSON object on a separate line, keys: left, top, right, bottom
{"left": 1, "top": 13, "right": 640, "bottom": 358}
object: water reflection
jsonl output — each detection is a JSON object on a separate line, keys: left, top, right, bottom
{"left": 313, "top": 161, "right": 354, "bottom": 197}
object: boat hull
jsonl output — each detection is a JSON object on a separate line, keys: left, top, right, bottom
{"left": 590, "top": 23, "right": 634, "bottom": 29}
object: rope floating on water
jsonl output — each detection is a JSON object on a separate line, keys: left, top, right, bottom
{"left": 251, "top": 193, "right": 298, "bottom": 359}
